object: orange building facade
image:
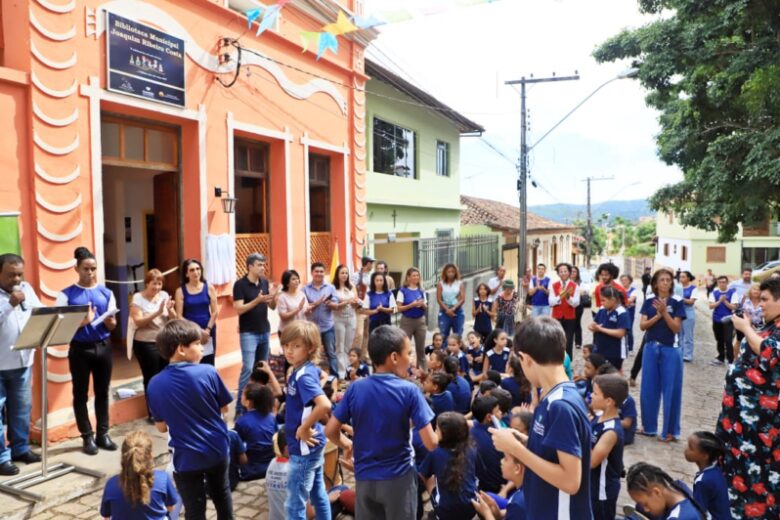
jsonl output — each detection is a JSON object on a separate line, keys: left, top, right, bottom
{"left": 0, "top": 0, "right": 371, "bottom": 441}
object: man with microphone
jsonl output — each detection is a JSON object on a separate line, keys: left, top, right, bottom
{"left": 0, "top": 253, "right": 42, "bottom": 475}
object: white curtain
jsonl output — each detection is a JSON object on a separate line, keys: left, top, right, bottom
{"left": 205, "top": 234, "right": 236, "bottom": 285}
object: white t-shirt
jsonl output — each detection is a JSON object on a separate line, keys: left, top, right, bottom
{"left": 130, "top": 291, "right": 171, "bottom": 343}
{"left": 266, "top": 457, "right": 290, "bottom": 520}
{"left": 488, "top": 276, "right": 503, "bottom": 293}
{"left": 440, "top": 280, "right": 462, "bottom": 307}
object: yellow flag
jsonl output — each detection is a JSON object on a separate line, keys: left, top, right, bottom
{"left": 329, "top": 241, "right": 340, "bottom": 282}
{"left": 323, "top": 11, "right": 358, "bottom": 36}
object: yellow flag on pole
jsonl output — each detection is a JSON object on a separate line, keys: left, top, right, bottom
{"left": 329, "top": 240, "right": 340, "bottom": 283}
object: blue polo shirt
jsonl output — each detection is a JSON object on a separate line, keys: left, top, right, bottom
{"left": 56, "top": 284, "right": 116, "bottom": 343}
{"left": 148, "top": 363, "right": 232, "bottom": 472}
{"left": 235, "top": 410, "right": 276, "bottom": 475}
{"left": 526, "top": 381, "right": 592, "bottom": 520}
{"left": 505, "top": 488, "right": 527, "bottom": 520}
{"left": 346, "top": 362, "right": 370, "bottom": 380}
{"left": 285, "top": 362, "right": 326, "bottom": 457}
{"left": 471, "top": 422, "right": 504, "bottom": 493}
{"left": 398, "top": 286, "right": 426, "bottom": 319}
{"left": 455, "top": 350, "right": 469, "bottom": 375}
{"left": 640, "top": 296, "right": 686, "bottom": 346}
{"left": 665, "top": 499, "right": 703, "bottom": 519}
{"left": 302, "top": 283, "right": 336, "bottom": 331}
{"left": 530, "top": 276, "right": 550, "bottom": 307}
{"left": 486, "top": 347, "right": 511, "bottom": 373}
{"left": 620, "top": 394, "right": 637, "bottom": 445}
{"left": 693, "top": 464, "right": 732, "bottom": 520}
{"left": 431, "top": 390, "right": 455, "bottom": 419}
{"left": 447, "top": 375, "right": 471, "bottom": 414}
{"left": 419, "top": 447, "right": 478, "bottom": 520}
{"left": 333, "top": 372, "right": 434, "bottom": 481}
{"left": 710, "top": 288, "right": 738, "bottom": 323}
{"left": 590, "top": 417, "right": 623, "bottom": 502}
{"left": 593, "top": 306, "right": 631, "bottom": 363}
{"left": 100, "top": 470, "right": 179, "bottom": 520}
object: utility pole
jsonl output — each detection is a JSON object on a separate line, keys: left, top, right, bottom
{"left": 582, "top": 176, "right": 614, "bottom": 267}
{"left": 505, "top": 74, "right": 579, "bottom": 294}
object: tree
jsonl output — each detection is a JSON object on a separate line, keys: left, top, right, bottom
{"left": 593, "top": 0, "right": 780, "bottom": 241}
{"left": 574, "top": 218, "right": 607, "bottom": 259}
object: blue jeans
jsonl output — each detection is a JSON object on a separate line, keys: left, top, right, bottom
{"left": 321, "top": 328, "right": 338, "bottom": 376}
{"left": 286, "top": 452, "right": 331, "bottom": 520}
{"left": 531, "top": 305, "right": 551, "bottom": 318}
{"left": 640, "top": 341, "right": 683, "bottom": 439}
{"left": 680, "top": 310, "right": 696, "bottom": 360}
{"left": 236, "top": 332, "right": 269, "bottom": 415}
{"left": 438, "top": 309, "right": 464, "bottom": 337}
{"left": 0, "top": 367, "right": 32, "bottom": 463}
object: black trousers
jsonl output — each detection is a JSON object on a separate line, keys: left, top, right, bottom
{"left": 174, "top": 458, "right": 234, "bottom": 520}
{"left": 133, "top": 340, "right": 168, "bottom": 417}
{"left": 573, "top": 305, "right": 584, "bottom": 346}
{"left": 68, "top": 339, "right": 112, "bottom": 437}
{"left": 630, "top": 334, "right": 647, "bottom": 381}
{"left": 713, "top": 321, "right": 734, "bottom": 363}
{"left": 558, "top": 318, "right": 577, "bottom": 359}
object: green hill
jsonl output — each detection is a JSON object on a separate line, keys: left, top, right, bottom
{"left": 529, "top": 199, "right": 654, "bottom": 225}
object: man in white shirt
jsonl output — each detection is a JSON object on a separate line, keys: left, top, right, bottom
{"left": 728, "top": 268, "right": 753, "bottom": 302}
{"left": 0, "top": 254, "right": 42, "bottom": 475}
{"left": 487, "top": 266, "right": 506, "bottom": 296}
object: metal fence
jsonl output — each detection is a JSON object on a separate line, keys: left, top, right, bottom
{"left": 416, "top": 235, "right": 499, "bottom": 287}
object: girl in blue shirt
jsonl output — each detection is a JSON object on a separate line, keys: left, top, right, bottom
{"left": 627, "top": 462, "right": 707, "bottom": 520}
{"left": 446, "top": 334, "right": 469, "bottom": 375}
{"left": 360, "top": 272, "right": 396, "bottom": 333}
{"left": 424, "top": 372, "right": 455, "bottom": 421}
{"left": 466, "top": 331, "right": 484, "bottom": 380}
{"left": 235, "top": 383, "right": 277, "bottom": 481}
{"left": 100, "top": 431, "right": 179, "bottom": 520}
{"left": 589, "top": 286, "right": 631, "bottom": 370}
{"left": 419, "top": 412, "right": 478, "bottom": 520}
{"left": 683, "top": 431, "right": 733, "bottom": 520}
{"left": 620, "top": 274, "right": 637, "bottom": 351}
{"left": 56, "top": 247, "right": 118, "bottom": 455}
{"left": 472, "top": 283, "right": 495, "bottom": 340}
{"left": 480, "top": 329, "right": 511, "bottom": 377}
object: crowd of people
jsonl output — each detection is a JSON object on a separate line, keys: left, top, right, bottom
{"left": 1, "top": 249, "right": 779, "bottom": 520}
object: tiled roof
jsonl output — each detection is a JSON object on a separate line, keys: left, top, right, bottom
{"left": 460, "top": 195, "right": 575, "bottom": 232}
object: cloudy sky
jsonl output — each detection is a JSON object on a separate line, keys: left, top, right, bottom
{"left": 364, "top": 0, "right": 683, "bottom": 208}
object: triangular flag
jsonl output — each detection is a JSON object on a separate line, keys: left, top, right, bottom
{"left": 353, "top": 14, "right": 385, "bottom": 29}
{"left": 300, "top": 31, "right": 320, "bottom": 54}
{"left": 317, "top": 32, "right": 338, "bottom": 59}
{"left": 329, "top": 239, "right": 340, "bottom": 283}
{"left": 323, "top": 11, "right": 358, "bottom": 36}
{"left": 256, "top": 5, "right": 281, "bottom": 36}
{"left": 246, "top": 7, "right": 263, "bottom": 27}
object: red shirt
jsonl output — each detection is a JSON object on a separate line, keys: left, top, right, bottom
{"left": 593, "top": 281, "right": 627, "bottom": 309}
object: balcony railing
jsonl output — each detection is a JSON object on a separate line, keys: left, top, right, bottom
{"left": 235, "top": 233, "right": 271, "bottom": 278}
{"left": 416, "top": 235, "right": 499, "bottom": 288}
{"left": 310, "top": 232, "right": 332, "bottom": 269}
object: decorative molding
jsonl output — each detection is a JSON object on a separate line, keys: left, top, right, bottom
{"left": 80, "top": 79, "right": 201, "bottom": 120}
{"left": 31, "top": 72, "right": 77, "bottom": 98}
{"left": 47, "top": 371, "right": 72, "bottom": 383}
{"left": 39, "top": 251, "right": 77, "bottom": 270}
{"left": 33, "top": 101, "right": 79, "bottom": 127}
{"left": 354, "top": 150, "right": 366, "bottom": 161}
{"left": 37, "top": 221, "right": 83, "bottom": 242}
{"left": 39, "top": 280, "right": 60, "bottom": 298}
{"left": 31, "top": 41, "right": 77, "bottom": 70}
{"left": 47, "top": 347, "right": 69, "bottom": 359}
{"left": 232, "top": 118, "right": 294, "bottom": 142}
{"left": 300, "top": 136, "right": 350, "bottom": 155}
{"left": 33, "top": 131, "right": 79, "bottom": 155}
{"left": 30, "top": 10, "right": 76, "bottom": 41}
{"left": 35, "top": 0, "right": 76, "bottom": 14}
{"left": 35, "top": 164, "right": 80, "bottom": 185}
{"left": 35, "top": 191, "right": 82, "bottom": 213}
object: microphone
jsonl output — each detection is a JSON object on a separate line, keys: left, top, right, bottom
{"left": 12, "top": 285, "right": 26, "bottom": 311}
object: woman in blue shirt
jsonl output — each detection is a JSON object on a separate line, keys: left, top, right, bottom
{"left": 360, "top": 272, "right": 396, "bottom": 332}
{"left": 678, "top": 271, "right": 697, "bottom": 362}
{"left": 174, "top": 258, "right": 218, "bottom": 365}
{"left": 56, "top": 247, "right": 118, "bottom": 455}
{"left": 638, "top": 269, "right": 686, "bottom": 442}
{"left": 397, "top": 267, "right": 428, "bottom": 369}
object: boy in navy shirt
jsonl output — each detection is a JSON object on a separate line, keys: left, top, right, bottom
{"left": 589, "top": 374, "right": 627, "bottom": 520}
{"left": 326, "top": 325, "right": 438, "bottom": 520}
{"left": 472, "top": 451, "right": 528, "bottom": 520}
{"left": 147, "top": 319, "right": 234, "bottom": 519}
{"left": 470, "top": 395, "right": 505, "bottom": 493}
{"left": 490, "top": 316, "right": 593, "bottom": 520}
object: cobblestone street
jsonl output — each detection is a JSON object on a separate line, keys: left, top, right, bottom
{"left": 24, "top": 289, "right": 726, "bottom": 519}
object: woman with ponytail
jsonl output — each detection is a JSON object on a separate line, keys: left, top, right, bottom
{"left": 56, "top": 247, "right": 118, "bottom": 455}
{"left": 419, "top": 412, "right": 478, "bottom": 520}
{"left": 100, "top": 430, "right": 179, "bottom": 519}
{"left": 627, "top": 462, "right": 707, "bottom": 520}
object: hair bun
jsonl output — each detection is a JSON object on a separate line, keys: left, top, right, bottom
{"left": 74, "top": 247, "right": 94, "bottom": 261}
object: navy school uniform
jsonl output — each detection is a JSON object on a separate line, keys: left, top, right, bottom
{"left": 693, "top": 464, "right": 733, "bottom": 520}
{"left": 447, "top": 375, "right": 472, "bottom": 414}
{"left": 486, "top": 347, "right": 511, "bottom": 373}
{"left": 664, "top": 498, "right": 704, "bottom": 519}
{"left": 526, "top": 381, "right": 593, "bottom": 519}
{"left": 332, "top": 372, "right": 434, "bottom": 481}
{"left": 346, "top": 362, "right": 370, "bottom": 380}
{"left": 100, "top": 469, "right": 180, "bottom": 520}
{"left": 285, "top": 362, "right": 327, "bottom": 457}
{"left": 430, "top": 390, "right": 455, "bottom": 420}
{"left": 454, "top": 350, "right": 469, "bottom": 374}
{"left": 639, "top": 296, "right": 687, "bottom": 346}
{"left": 234, "top": 410, "right": 276, "bottom": 480}
{"left": 505, "top": 488, "right": 528, "bottom": 520}
{"left": 470, "top": 422, "right": 504, "bottom": 493}
{"left": 419, "top": 447, "right": 478, "bottom": 520}
{"left": 590, "top": 417, "right": 624, "bottom": 520}
{"left": 501, "top": 377, "right": 532, "bottom": 408}
{"left": 425, "top": 343, "right": 445, "bottom": 356}
{"left": 620, "top": 394, "right": 638, "bottom": 446}
{"left": 227, "top": 429, "right": 245, "bottom": 491}
{"left": 468, "top": 346, "right": 484, "bottom": 376}
{"left": 147, "top": 363, "right": 232, "bottom": 472}
{"left": 593, "top": 305, "right": 631, "bottom": 370}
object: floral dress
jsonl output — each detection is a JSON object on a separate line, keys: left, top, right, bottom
{"left": 495, "top": 292, "right": 518, "bottom": 335}
{"left": 716, "top": 318, "right": 780, "bottom": 519}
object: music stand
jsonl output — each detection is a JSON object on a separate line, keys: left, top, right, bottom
{"left": 0, "top": 305, "right": 104, "bottom": 501}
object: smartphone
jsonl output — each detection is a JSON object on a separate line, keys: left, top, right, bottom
{"left": 490, "top": 416, "right": 504, "bottom": 429}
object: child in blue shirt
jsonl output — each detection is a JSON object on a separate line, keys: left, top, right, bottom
{"left": 490, "top": 316, "right": 592, "bottom": 519}
{"left": 481, "top": 329, "right": 511, "bottom": 376}
{"left": 469, "top": 395, "right": 505, "bottom": 493}
{"left": 627, "top": 462, "right": 707, "bottom": 520}
{"left": 443, "top": 356, "right": 471, "bottom": 414}
{"left": 425, "top": 332, "right": 444, "bottom": 356}
{"left": 501, "top": 354, "right": 533, "bottom": 407}
{"left": 419, "top": 412, "right": 479, "bottom": 520}
{"left": 589, "top": 286, "right": 631, "bottom": 370}
{"left": 621, "top": 393, "right": 638, "bottom": 446}
{"left": 589, "top": 374, "right": 627, "bottom": 520}
{"left": 147, "top": 319, "right": 233, "bottom": 518}
{"left": 466, "top": 330, "right": 484, "bottom": 379}
{"left": 683, "top": 431, "right": 733, "bottom": 520}
{"left": 425, "top": 372, "right": 455, "bottom": 421}
{"left": 100, "top": 430, "right": 179, "bottom": 520}
{"left": 446, "top": 334, "right": 470, "bottom": 375}
{"left": 346, "top": 347, "right": 370, "bottom": 380}
{"left": 472, "top": 450, "right": 528, "bottom": 520}
{"left": 235, "top": 383, "right": 277, "bottom": 481}
{"left": 281, "top": 321, "right": 332, "bottom": 520}
{"left": 326, "top": 325, "right": 438, "bottom": 520}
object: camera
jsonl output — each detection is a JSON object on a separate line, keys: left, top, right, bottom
{"left": 733, "top": 308, "right": 744, "bottom": 318}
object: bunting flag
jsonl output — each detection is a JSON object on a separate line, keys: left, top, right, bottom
{"left": 300, "top": 31, "right": 320, "bottom": 54}
{"left": 323, "top": 11, "right": 358, "bottom": 36}
{"left": 317, "top": 32, "right": 339, "bottom": 60}
{"left": 246, "top": 7, "right": 262, "bottom": 27}
{"left": 255, "top": 4, "right": 282, "bottom": 36}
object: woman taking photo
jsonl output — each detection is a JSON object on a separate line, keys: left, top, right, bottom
{"left": 332, "top": 264, "right": 360, "bottom": 377}
{"left": 360, "top": 272, "right": 396, "bottom": 333}
{"left": 437, "top": 263, "right": 465, "bottom": 336}
{"left": 129, "top": 269, "right": 177, "bottom": 423}
{"left": 678, "top": 271, "right": 697, "bottom": 362}
{"left": 638, "top": 268, "right": 686, "bottom": 443}
{"left": 56, "top": 247, "right": 118, "bottom": 455}
{"left": 275, "top": 269, "right": 308, "bottom": 333}
{"left": 397, "top": 267, "right": 428, "bottom": 369}
{"left": 174, "top": 259, "right": 218, "bottom": 365}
